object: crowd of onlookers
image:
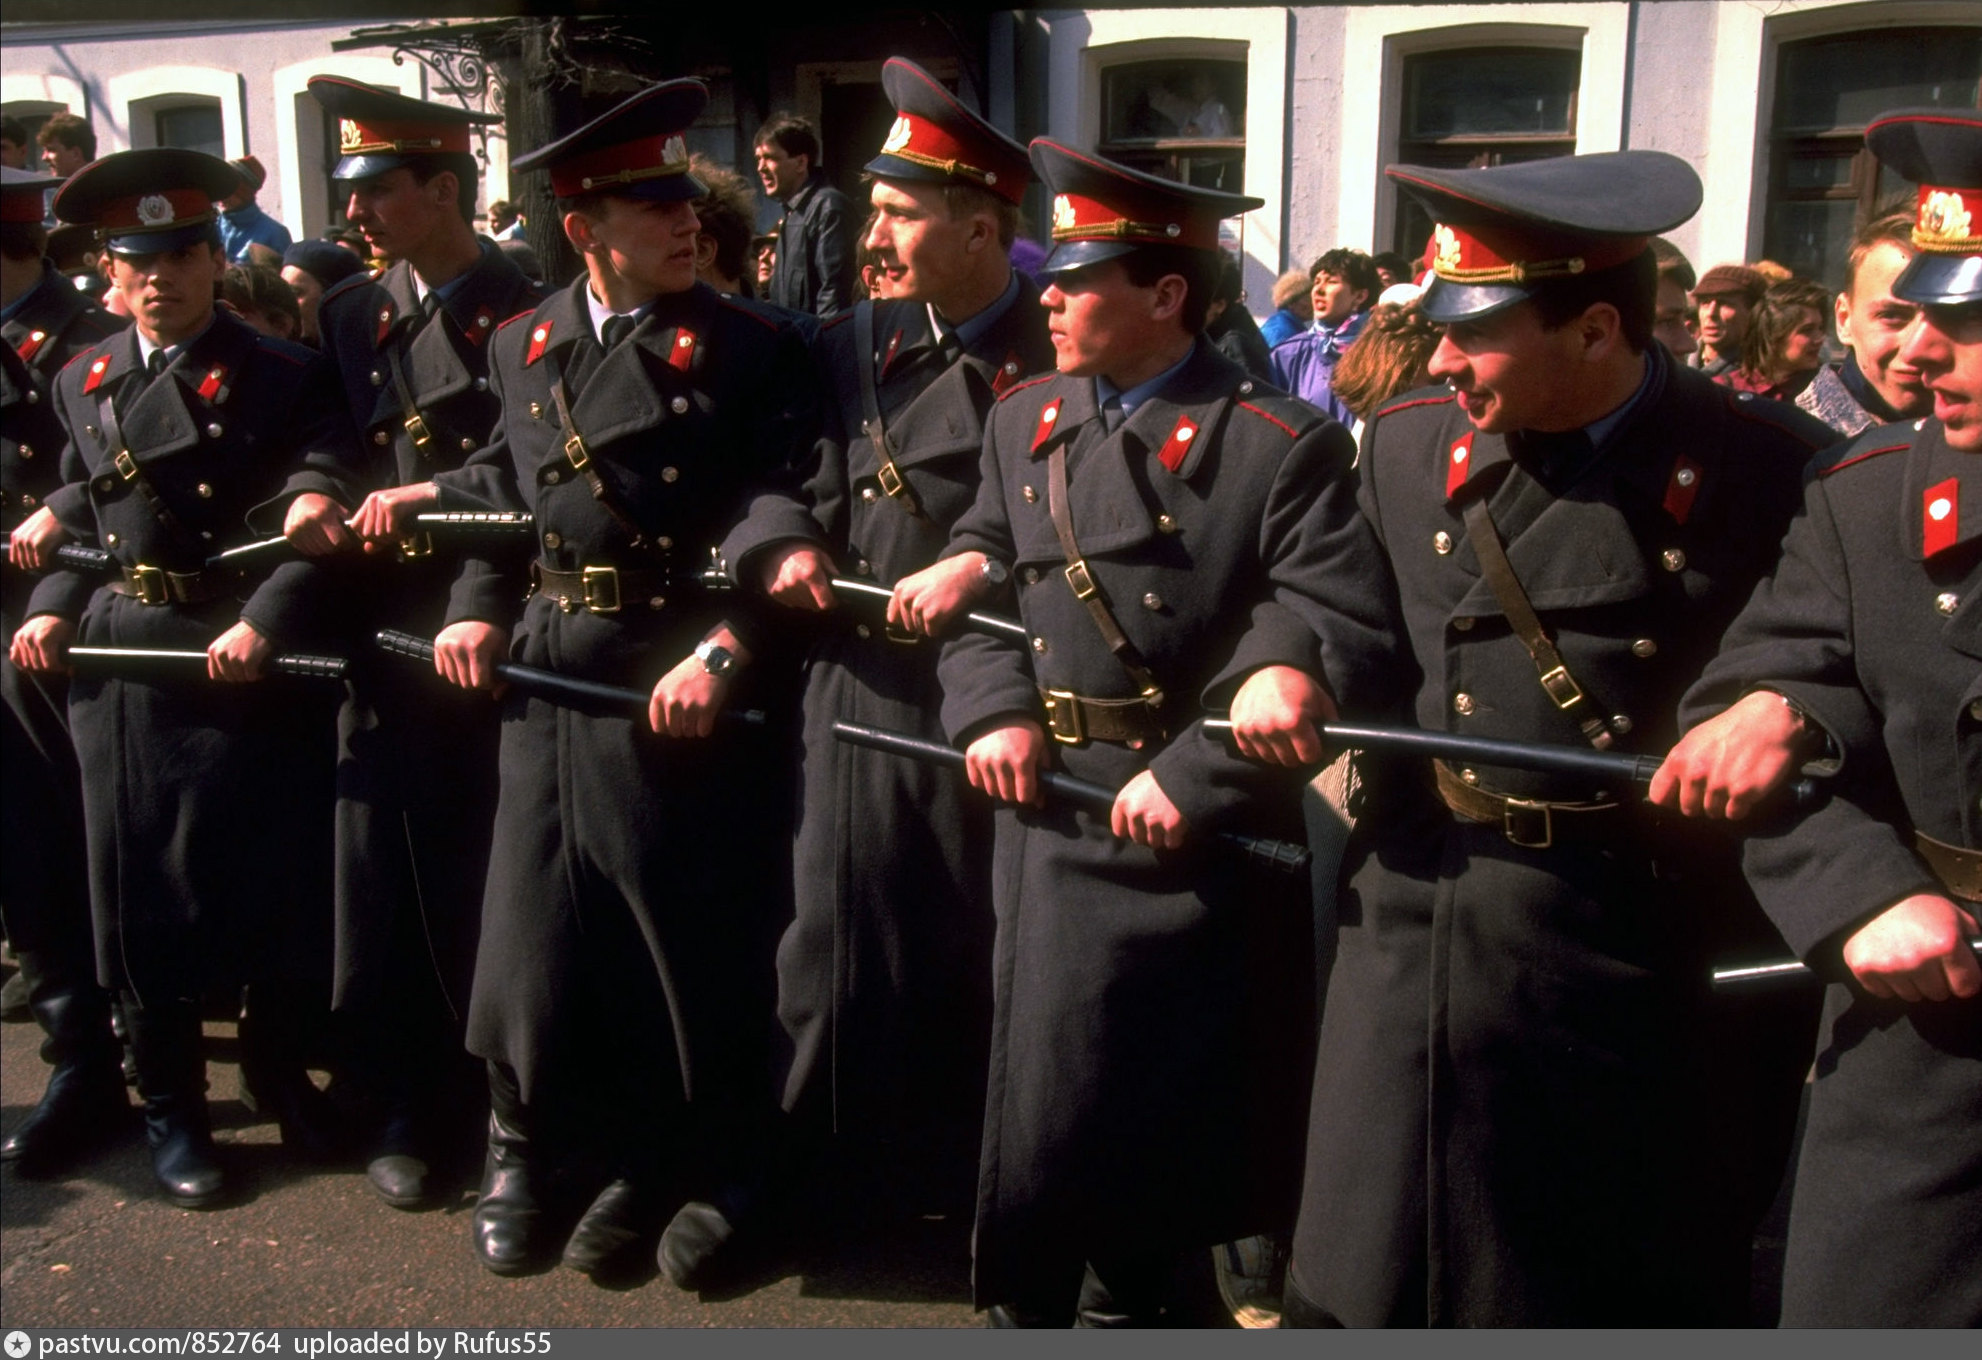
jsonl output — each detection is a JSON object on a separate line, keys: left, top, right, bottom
{"left": 4, "top": 109, "right": 1929, "bottom": 444}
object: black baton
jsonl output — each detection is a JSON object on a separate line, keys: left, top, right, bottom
{"left": 1713, "top": 937, "right": 1982, "bottom": 990}
{"left": 831, "top": 719, "right": 1310, "bottom": 879}
{"left": 65, "top": 645, "right": 350, "bottom": 680}
{"left": 375, "top": 629, "right": 767, "bottom": 727}
{"left": 2, "top": 534, "right": 115, "bottom": 573}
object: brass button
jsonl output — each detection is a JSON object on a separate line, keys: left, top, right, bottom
{"left": 24, "top": 390, "right": 37, "bottom": 404}
{"left": 670, "top": 396, "right": 689, "bottom": 414}
{"left": 1460, "top": 768, "right": 1478, "bottom": 785}
{"left": 1156, "top": 514, "right": 1179, "bottom": 533}
{"left": 17, "top": 444, "right": 29, "bottom": 459}
{"left": 1004, "top": 361, "right": 1019, "bottom": 376}
{"left": 1675, "top": 467, "right": 1697, "bottom": 487}
{"left": 855, "top": 559, "right": 871, "bottom": 576}
{"left": 85, "top": 425, "right": 99, "bottom": 438}
{"left": 105, "top": 532, "right": 119, "bottom": 546}
{"left": 206, "top": 423, "right": 223, "bottom": 439}
{"left": 1433, "top": 531, "right": 1452, "bottom": 555}
{"left": 1141, "top": 592, "right": 1163, "bottom": 611}
{"left": 1031, "top": 636, "right": 1048, "bottom": 654}
{"left": 95, "top": 476, "right": 114, "bottom": 493}
{"left": 544, "top": 468, "right": 562, "bottom": 484}
{"left": 543, "top": 531, "right": 562, "bottom": 549}
{"left": 1610, "top": 714, "right": 1634, "bottom": 735}
{"left": 1660, "top": 548, "right": 1686, "bottom": 572}
{"left": 530, "top": 402, "right": 544, "bottom": 420}
{"left": 648, "top": 595, "right": 666, "bottom": 610}
{"left": 370, "top": 370, "right": 384, "bottom": 387}
{"left": 1453, "top": 692, "right": 1474, "bottom": 716}
{"left": 1452, "top": 616, "right": 1475, "bottom": 631}
{"left": 1630, "top": 638, "right": 1657, "bottom": 658}
{"left": 1021, "top": 485, "right": 1038, "bottom": 503}
{"left": 1937, "top": 592, "right": 1960, "bottom": 615}
{"left": 196, "top": 483, "right": 213, "bottom": 499}
{"left": 860, "top": 487, "right": 879, "bottom": 503}
{"left": 1969, "top": 699, "right": 1982, "bottom": 721}
{"left": 474, "top": 376, "right": 489, "bottom": 392}
{"left": 460, "top": 438, "right": 475, "bottom": 453}
{"left": 856, "top": 624, "right": 872, "bottom": 639}
{"left": 661, "top": 467, "right": 679, "bottom": 483}
{"left": 476, "top": 314, "right": 492, "bottom": 329}
{"left": 656, "top": 536, "right": 673, "bottom": 551}
{"left": 1238, "top": 381, "right": 1254, "bottom": 395}
{"left": 21, "top": 494, "right": 36, "bottom": 507}
{"left": 372, "top": 430, "right": 390, "bottom": 446}
{"left": 1021, "top": 567, "right": 1039, "bottom": 586}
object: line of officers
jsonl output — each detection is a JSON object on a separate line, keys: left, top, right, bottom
{"left": 1, "top": 67, "right": 1976, "bottom": 1329}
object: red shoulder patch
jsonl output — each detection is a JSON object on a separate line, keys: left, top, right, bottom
{"left": 1817, "top": 441, "right": 1908, "bottom": 478}
{"left": 1031, "top": 397, "right": 1064, "bottom": 453}
{"left": 1236, "top": 400, "right": 1299, "bottom": 439}
{"left": 525, "top": 319, "right": 554, "bottom": 366}
{"left": 1444, "top": 432, "right": 1474, "bottom": 497}
{"left": 996, "top": 373, "right": 1055, "bottom": 404}
{"left": 81, "top": 353, "right": 112, "bottom": 394}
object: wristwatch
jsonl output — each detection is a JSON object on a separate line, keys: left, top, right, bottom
{"left": 979, "top": 557, "right": 1011, "bottom": 592}
{"left": 694, "top": 640, "right": 736, "bottom": 678}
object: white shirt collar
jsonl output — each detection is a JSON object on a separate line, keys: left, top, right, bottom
{"left": 584, "top": 284, "right": 647, "bottom": 345}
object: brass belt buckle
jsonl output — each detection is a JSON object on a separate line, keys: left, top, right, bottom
{"left": 1502, "top": 797, "right": 1553, "bottom": 850}
{"left": 1043, "top": 688, "right": 1085, "bottom": 745}
{"left": 1063, "top": 559, "right": 1098, "bottom": 600}
{"left": 876, "top": 461, "right": 908, "bottom": 499}
{"left": 564, "top": 433, "right": 590, "bottom": 471}
{"left": 397, "top": 531, "right": 434, "bottom": 561}
{"left": 1538, "top": 665, "right": 1584, "bottom": 710}
{"left": 581, "top": 564, "right": 621, "bottom": 613}
{"left": 129, "top": 564, "right": 168, "bottom": 605}
{"left": 403, "top": 413, "right": 433, "bottom": 448}
{"left": 113, "top": 450, "right": 139, "bottom": 481}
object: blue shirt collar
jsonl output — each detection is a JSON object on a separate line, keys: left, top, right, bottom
{"left": 931, "top": 269, "right": 1021, "bottom": 354}
{"left": 1095, "top": 339, "right": 1198, "bottom": 420}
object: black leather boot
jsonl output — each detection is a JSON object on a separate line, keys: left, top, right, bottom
{"left": 563, "top": 1176, "right": 664, "bottom": 1280}
{"left": 1, "top": 957, "right": 132, "bottom": 1177}
{"left": 124, "top": 995, "right": 224, "bottom": 1208}
{"left": 366, "top": 1104, "right": 431, "bottom": 1209}
{"left": 238, "top": 984, "right": 344, "bottom": 1163}
{"left": 473, "top": 1063, "right": 546, "bottom": 1276}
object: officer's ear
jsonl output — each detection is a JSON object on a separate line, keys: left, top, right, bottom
{"left": 1148, "top": 273, "right": 1189, "bottom": 325}
{"left": 427, "top": 169, "right": 460, "bottom": 215}
{"left": 1574, "top": 301, "right": 1625, "bottom": 360}
{"left": 963, "top": 208, "right": 995, "bottom": 256}
{"left": 693, "top": 232, "right": 718, "bottom": 270}
{"left": 564, "top": 209, "right": 602, "bottom": 257}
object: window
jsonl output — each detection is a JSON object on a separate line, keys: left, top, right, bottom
{"left": 154, "top": 101, "right": 224, "bottom": 159}
{"left": 1392, "top": 47, "right": 1580, "bottom": 257}
{"left": 1098, "top": 57, "right": 1246, "bottom": 192}
{"left": 1764, "top": 27, "right": 1981, "bottom": 288}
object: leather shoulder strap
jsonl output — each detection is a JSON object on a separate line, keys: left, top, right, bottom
{"left": 542, "top": 351, "right": 655, "bottom": 553}
{"left": 854, "top": 300, "right": 927, "bottom": 521}
{"left": 1045, "top": 442, "right": 1164, "bottom": 705}
{"left": 96, "top": 389, "right": 200, "bottom": 554}
{"left": 383, "top": 328, "right": 448, "bottom": 462}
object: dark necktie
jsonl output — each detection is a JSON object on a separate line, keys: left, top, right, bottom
{"left": 936, "top": 331, "right": 963, "bottom": 367}
{"left": 601, "top": 315, "right": 634, "bottom": 350}
{"left": 1101, "top": 396, "right": 1125, "bottom": 433}
{"left": 1512, "top": 427, "right": 1595, "bottom": 493}
{"left": 120, "top": 348, "right": 167, "bottom": 416}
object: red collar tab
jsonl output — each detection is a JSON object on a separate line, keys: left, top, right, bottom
{"left": 339, "top": 115, "right": 471, "bottom": 159}
{"left": 1662, "top": 455, "right": 1703, "bottom": 525}
{"left": 197, "top": 365, "right": 227, "bottom": 402}
{"left": 1924, "top": 477, "right": 1960, "bottom": 557}
{"left": 1049, "top": 191, "right": 1218, "bottom": 252}
{"left": 1031, "top": 397, "right": 1063, "bottom": 453}
{"left": 1156, "top": 413, "right": 1199, "bottom": 473}
{"left": 376, "top": 304, "right": 395, "bottom": 347}
{"left": 1444, "top": 432, "right": 1474, "bottom": 497}
{"left": 525, "top": 319, "right": 554, "bottom": 366}
{"left": 1913, "top": 184, "right": 1982, "bottom": 256}
{"left": 465, "top": 305, "right": 497, "bottom": 345}
{"left": 547, "top": 132, "right": 691, "bottom": 199}
{"left": 992, "top": 349, "right": 1024, "bottom": 396}
{"left": 881, "top": 329, "right": 904, "bottom": 377}
{"left": 82, "top": 353, "right": 112, "bottom": 394}
{"left": 15, "top": 329, "right": 48, "bottom": 363}
{"left": 667, "top": 327, "right": 697, "bottom": 372}
{"left": 1428, "top": 220, "right": 1647, "bottom": 286}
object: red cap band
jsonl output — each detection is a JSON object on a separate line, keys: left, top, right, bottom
{"left": 1428, "top": 220, "right": 1646, "bottom": 285}
{"left": 1049, "top": 191, "right": 1216, "bottom": 251}
{"left": 339, "top": 116, "right": 471, "bottom": 158}
{"left": 95, "top": 187, "right": 216, "bottom": 237}
{"left": 547, "top": 133, "right": 691, "bottom": 198}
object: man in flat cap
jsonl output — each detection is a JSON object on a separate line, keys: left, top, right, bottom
{"left": 933, "top": 138, "right": 1395, "bottom": 1325}
{"left": 0, "top": 164, "right": 129, "bottom": 1179}
{"left": 1233, "top": 150, "right": 1836, "bottom": 1324}
{"left": 1656, "top": 106, "right": 1982, "bottom": 1327}
{"left": 1691, "top": 262, "right": 1767, "bottom": 381}
{"left": 717, "top": 57, "right": 1054, "bottom": 1255}
{"left": 257, "top": 76, "right": 548, "bottom": 1212}
{"left": 8, "top": 147, "right": 358, "bottom": 1208}
{"left": 423, "top": 80, "right": 818, "bottom": 1284}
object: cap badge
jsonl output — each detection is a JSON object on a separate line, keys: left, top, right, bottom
{"left": 1433, "top": 224, "right": 1463, "bottom": 276}
{"left": 883, "top": 116, "right": 913, "bottom": 155}
{"left": 1052, "top": 195, "right": 1075, "bottom": 233}
{"left": 137, "top": 195, "right": 174, "bottom": 227}
{"left": 339, "top": 119, "right": 362, "bottom": 154}
{"left": 662, "top": 134, "right": 688, "bottom": 168}
{"left": 1918, "top": 190, "right": 1973, "bottom": 248}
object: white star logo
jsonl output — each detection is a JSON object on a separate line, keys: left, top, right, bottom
{"left": 6, "top": 1331, "right": 32, "bottom": 1359}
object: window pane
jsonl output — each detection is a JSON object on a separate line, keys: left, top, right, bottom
{"left": 1102, "top": 59, "right": 1246, "bottom": 143}
{"left": 1775, "top": 28, "right": 1981, "bottom": 133}
{"left": 1764, "top": 198, "right": 1857, "bottom": 290}
{"left": 156, "top": 104, "right": 223, "bottom": 158}
{"left": 1782, "top": 154, "right": 1855, "bottom": 191}
{"left": 1405, "top": 48, "right": 1580, "bottom": 139}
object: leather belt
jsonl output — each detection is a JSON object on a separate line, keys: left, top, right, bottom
{"left": 1038, "top": 686, "right": 1169, "bottom": 747}
{"left": 1434, "top": 759, "right": 1622, "bottom": 850}
{"left": 108, "top": 563, "right": 237, "bottom": 606}
{"left": 1916, "top": 831, "right": 1982, "bottom": 904}
{"left": 534, "top": 562, "right": 685, "bottom": 615}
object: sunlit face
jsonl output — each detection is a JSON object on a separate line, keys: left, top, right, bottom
{"left": 1837, "top": 240, "right": 1928, "bottom": 418}
{"left": 1311, "top": 270, "right": 1367, "bottom": 327}
{"left": 42, "top": 141, "right": 88, "bottom": 178}
{"left": 754, "top": 141, "right": 807, "bottom": 201}
{"left": 1040, "top": 258, "right": 1172, "bottom": 380}
{"left": 1694, "top": 289, "right": 1753, "bottom": 356}
{"left": 340, "top": 167, "right": 454, "bottom": 265}
{"left": 1653, "top": 276, "right": 1696, "bottom": 359}
{"left": 864, "top": 179, "right": 978, "bottom": 309}
{"left": 281, "top": 264, "right": 326, "bottom": 344}
{"left": 575, "top": 195, "right": 700, "bottom": 298}
{"left": 1898, "top": 301, "right": 1982, "bottom": 452}
{"left": 107, "top": 241, "right": 222, "bottom": 347}
{"left": 754, "top": 241, "right": 776, "bottom": 286}
{"left": 1426, "top": 301, "right": 1586, "bottom": 434}
{"left": 1778, "top": 306, "right": 1829, "bottom": 375}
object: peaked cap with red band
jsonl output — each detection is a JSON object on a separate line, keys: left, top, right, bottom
{"left": 866, "top": 58, "right": 1031, "bottom": 206}
{"left": 1, "top": 165, "right": 59, "bottom": 225}
{"left": 1865, "top": 107, "right": 1982, "bottom": 307}
{"left": 309, "top": 76, "right": 500, "bottom": 183}
{"left": 1387, "top": 151, "right": 1701, "bottom": 324}
{"left": 514, "top": 80, "right": 707, "bottom": 205}
{"left": 51, "top": 148, "right": 241, "bottom": 257}
{"left": 1029, "top": 138, "right": 1261, "bottom": 277}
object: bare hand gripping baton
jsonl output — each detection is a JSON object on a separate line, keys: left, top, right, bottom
{"left": 1, "top": 534, "right": 114, "bottom": 573}
{"left": 830, "top": 719, "right": 1310, "bottom": 879}
{"left": 374, "top": 629, "right": 767, "bottom": 727}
